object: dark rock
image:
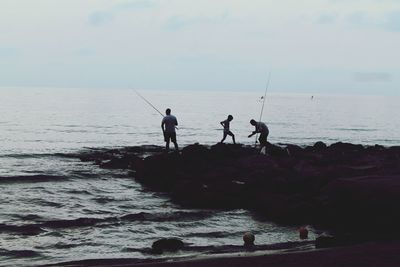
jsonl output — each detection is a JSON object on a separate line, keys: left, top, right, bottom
{"left": 99, "top": 155, "right": 141, "bottom": 169}
{"left": 313, "top": 141, "right": 327, "bottom": 150}
{"left": 152, "top": 238, "right": 184, "bottom": 254}
{"left": 314, "top": 232, "right": 380, "bottom": 249}
{"left": 182, "top": 143, "right": 210, "bottom": 159}
{"left": 285, "top": 144, "right": 304, "bottom": 156}
{"left": 329, "top": 142, "right": 364, "bottom": 151}
{"left": 0, "top": 224, "right": 44, "bottom": 236}
{"left": 317, "top": 175, "right": 400, "bottom": 232}
{"left": 76, "top": 142, "right": 400, "bottom": 239}
{"left": 267, "top": 143, "right": 289, "bottom": 157}
{"left": 315, "top": 235, "right": 357, "bottom": 248}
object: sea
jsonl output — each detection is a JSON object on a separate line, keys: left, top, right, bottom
{"left": 1, "top": 87, "right": 399, "bottom": 266}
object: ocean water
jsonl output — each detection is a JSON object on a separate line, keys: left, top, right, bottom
{"left": 0, "top": 87, "right": 399, "bottom": 266}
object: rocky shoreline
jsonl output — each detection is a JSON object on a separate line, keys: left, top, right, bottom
{"left": 79, "top": 142, "right": 400, "bottom": 246}
{"left": 48, "top": 241, "right": 400, "bottom": 267}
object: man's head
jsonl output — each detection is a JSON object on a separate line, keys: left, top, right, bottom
{"left": 166, "top": 108, "right": 171, "bottom": 115}
{"left": 250, "top": 119, "right": 256, "bottom": 126}
{"left": 228, "top": 115, "right": 233, "bottom": 121}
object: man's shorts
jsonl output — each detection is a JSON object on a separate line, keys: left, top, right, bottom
{"left": 223, "top": 130, "right": 234, "bottom": 136}
{"left": 164, "top": 132, "right": 177, "bottom": 143}
{"left": 258, "top": 132, "right": 268, "bottom": 146}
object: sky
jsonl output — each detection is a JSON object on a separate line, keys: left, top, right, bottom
{"left": 0, "top": 0, "right": 399, "bottom": 94}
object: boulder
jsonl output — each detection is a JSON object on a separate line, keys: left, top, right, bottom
{"left": 152, "top": 238, "right": 184, "bottom": 254}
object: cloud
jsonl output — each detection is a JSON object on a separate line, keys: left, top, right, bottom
{"left": 345, "top": 10, "right": 400, "bottom": 32}
{"left": 115, "top": 0, "right": 158, "bottom": 10}
{"left": 382, "top": 10, "right": 400, "bottom": 31}
{"left": 353, "top": 72, "right": 392, "bottom": 82}
{"left": 164, "top": 13, "right": 229, "bottom": 31}
{"left": 346, "top": 12, "right": 371, "bottom": 27}
{"left": 74, "top": 48, "right": 95, "bottom": 56}
{"left": 0, "top": 47, "right": 19, "bottom": 59}
{"left": 315, "top": 13, "right": 338, "bottom": 24}
{"left": 88, "top": 0, "right": 158, "bottom": 27}
{"left": 164, "top": 16, "right": 195, "bottom": 31}
{"left": 88, "top": 11, "right": 114, "bottom": 26}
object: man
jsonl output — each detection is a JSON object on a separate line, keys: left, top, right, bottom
{"left": 248, "top": 119, "right": 269, "bottom": 154}
{"left": 220, "top": 115, "right": 236, "bottom": 144}
{"left": 161, "top": 108, "right": 178, "bottom": 151}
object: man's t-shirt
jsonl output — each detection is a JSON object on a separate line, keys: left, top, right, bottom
{"left": 256, "top": 122, "right": 269, "bottom": 135}
{"left": 162, "top": 115, "right": 178, "bottom": 133}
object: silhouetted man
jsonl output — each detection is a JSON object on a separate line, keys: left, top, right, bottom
{"left": 161, "top": 108, "right": 178, "bottom": 151}
{"left": 220, "top": 115, "right": 236, "bottom": 144}
{"left": 248, "top": 119, "right": 269, "bottom": 154}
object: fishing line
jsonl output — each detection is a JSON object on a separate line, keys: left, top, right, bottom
{"left": 134, "top": 90, "right": 164, "bottom": 117}
{"left": 134, "top": 89, "right": 178, "bottom": 130}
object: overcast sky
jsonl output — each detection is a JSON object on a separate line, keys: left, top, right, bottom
{"left": 0, "top": 0, "right": 399, "bottom": 94}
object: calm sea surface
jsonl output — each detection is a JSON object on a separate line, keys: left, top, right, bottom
{"left": 0, "top": 87, "right": 399, "bottom": 266}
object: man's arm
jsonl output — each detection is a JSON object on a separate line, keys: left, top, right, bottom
{"left": 161, "top": 119, "right": 165, "bottom": 132}
{"left": 248, "top": 131, "right": 256, "bottom": 138}
{"left": 248, "top": 127, "right": 257, "bottom": 138}
{"left": 220, "top": 121, "right": 225, "bottom": 127}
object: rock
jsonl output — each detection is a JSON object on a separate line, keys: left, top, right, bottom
{"left": 99, "top": 155, "right": 140, "bottom": 169}
{"left": 315, "top": 235, "right": 363, "bottom": 249}
{"left": 299, "top": 226, "right": 309, "bottom": 239}
{"left": 315, "top": 236, "right": 342, "bottom": 248}
{"left": 267, "top": 143, "right": 289, "bottom": 157}
{"left": 285, "top": 144, "right": 304, "bottom": 156}
{"left": 313, "top": 141, "right": 327, "bottom": 150}
{"left": 75, "top": 142, "right": 400, "bottom": 239}
{"left": 329, "top": 142, "right": 364, "bottom": 151}
{"left": 243, "top": 232, "right": 255, "bottom": 247}
{"left": 152, "top": 238, "right": 184, "bottom": 254}
{"left": 182, "top": 143, "right": 210, "bottom": 159}
{"left": 317, "top": 175, "right": 400, "bottom": 232}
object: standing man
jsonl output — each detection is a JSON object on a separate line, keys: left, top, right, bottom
{"left": 220, "top": 115, "right": 236, "bottom": 144}
{"left": 161, "top": 108, "right": 178, "bottom": 151}
{"left": 248, "top": 119, "right": 269, "bottom": 154}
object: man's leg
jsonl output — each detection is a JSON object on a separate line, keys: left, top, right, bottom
{"left": 227, "top": 131, "right": 235, "bottom": 144}
{"left": 171, "top": 133, "right": 179, "bottom": 151}
{"left": 165, "top": 133, "right": 171, "bottom": 151}
{"left": 221, "top": 132, "right": 227, "bottom": 143}
{"left": 259, "top": 134, "right": 266, "bottom": 153}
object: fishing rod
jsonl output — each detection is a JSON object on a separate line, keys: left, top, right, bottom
{"left": 134, "top": 90, "right": 164, "bottom": 117}
{"left": 134, "top": 89, "right": 179, "bottom": 130}
{"left": 255, "top": 72, "right": 272, "bottom": 146}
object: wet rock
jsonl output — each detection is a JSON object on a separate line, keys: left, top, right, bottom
{"left": 243, "top": 232, "right": 255, "bottom": 247}
{"left": 316, "top": 236, "right": 347, "bottom": 248}
{"left": 315, "top": 235, "right": 363, "bottom": 249}
{"left": 267, "top": 143, "right": 290, "bottom": 157}
{"left": 313, "top": 141, "right": 327, "bottom": 150}
{"left": 0, "top": 224, "right": 44, "bottom": 236}
{"left": 329, "top": 142, "right": 364, "bottom": 152}
{"left": 299, "top": 226, "right": 309, "bottom": 239}
{"left": 317, "top": 175, "right": 400, "bottom": 232}
{"left": 285, "top": 144, "right": 303, "bottom": 156}
{"left": 182, "top": 143, "right": 210, "bottom": 159}
{"left": 78, "top": 142, "right": 400, "bottom": 239}
{"left": 99, "top": 155, "right": 141, "bottom": 169}
{"left": 152, "top": 238, "right": 184, "bottom": 254}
